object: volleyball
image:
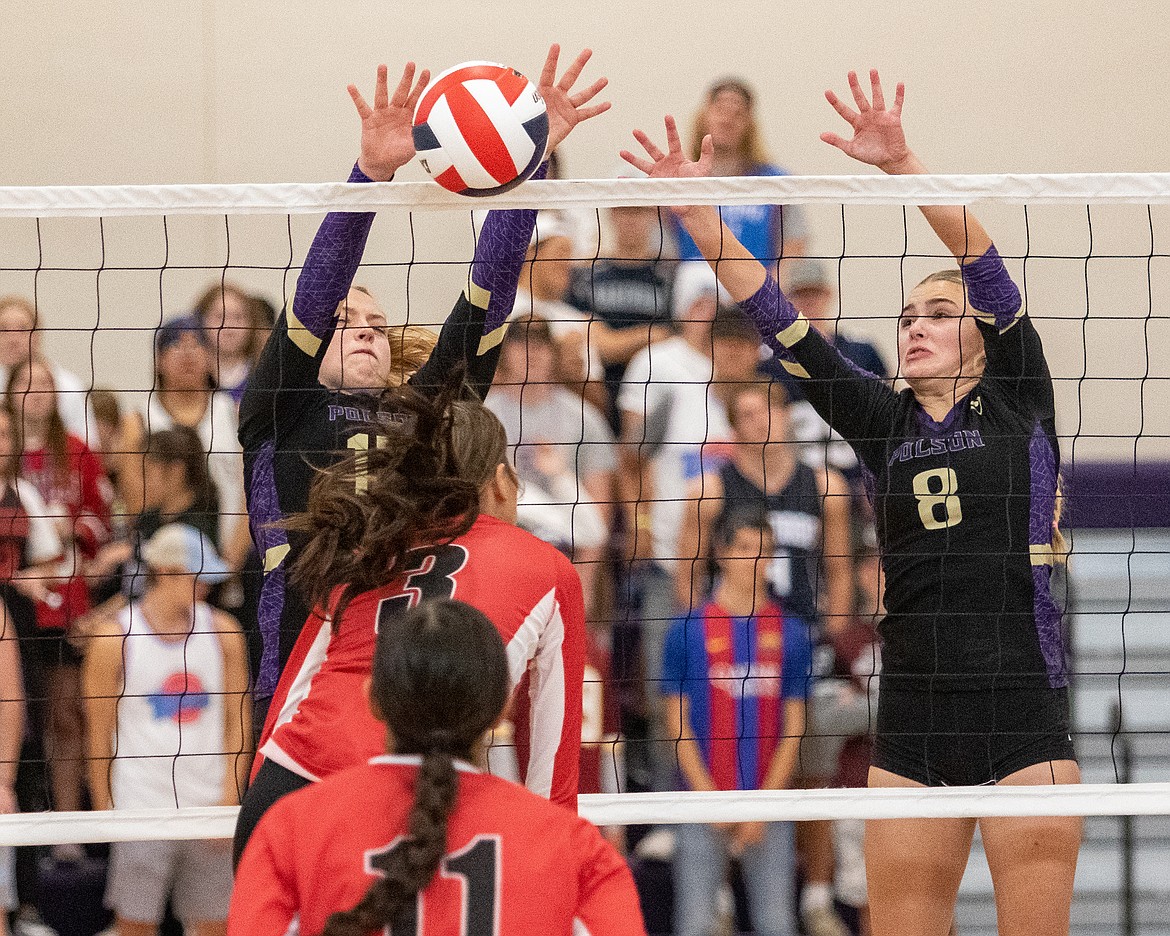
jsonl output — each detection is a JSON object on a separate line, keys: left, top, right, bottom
{"left": 412, "top": 61, "right": 549, "bottom": 197}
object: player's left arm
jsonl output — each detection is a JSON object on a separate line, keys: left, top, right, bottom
{"left": 573, "top": 819, "right": 650, "bottom": 936}
{"left": 527, "top": 555, "right": 586, "bottom": 809}
{"left": 410, "top": 46, "right": 609, "bottom": 400}
{"left": 817, "top": 467, "right": 854, "bottom": 637}
{"left": 213, "top": 609, "right": 253, "bottom": 806}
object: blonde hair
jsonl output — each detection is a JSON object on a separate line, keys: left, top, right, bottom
{"left": 0, "top": 295, "right": 37, "bottom": 330}
{"left": 688, "top": 79, "right": 770, "bottom": 168}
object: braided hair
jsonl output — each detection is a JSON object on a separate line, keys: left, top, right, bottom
{"left": 320, "top": 599, "right": 510, "bottom": 936}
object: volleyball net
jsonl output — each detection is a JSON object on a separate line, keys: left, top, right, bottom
{"left": 0, "top": 172, "right": 1167, "bottom": 849}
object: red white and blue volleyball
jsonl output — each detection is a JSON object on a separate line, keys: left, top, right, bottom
{"left": 412, "top": 61, "right": 548, "bottom": 197}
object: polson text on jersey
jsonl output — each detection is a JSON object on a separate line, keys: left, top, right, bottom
{"left": 887, "top": 429, "right": 985, "bottom": 467}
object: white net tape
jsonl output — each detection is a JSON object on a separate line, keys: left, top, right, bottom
{"left": 7, "top": 172, "right": 1170, "bottom": 217}
{"left": 2, "top": 783, "right": 1170, "bottom": 845}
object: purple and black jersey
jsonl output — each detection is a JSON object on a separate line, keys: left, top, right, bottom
{"left": 240, "top": 163, "right": 541, "bottom": 697}
{"left": 737, "top": 247, "right": 1065, "bottom": 693}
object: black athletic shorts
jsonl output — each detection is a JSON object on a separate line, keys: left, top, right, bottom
{"left": 872, "top": 685, "right": 1076, "bottom": 787}
{"left": 233, "top": 759, "right": 311, "bottom": 869}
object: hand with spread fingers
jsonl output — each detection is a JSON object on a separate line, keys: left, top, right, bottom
{"left": 820, "top": 69, "right": 917, "bottom": 175}
{"left": 620, "top": 115, "right": 714, "bottom": 222}
{"left": 538, "top": 44, "right": 611, "bottom": 153}
{"left": 348, "top": 62, "right": 431, "bottom": 182}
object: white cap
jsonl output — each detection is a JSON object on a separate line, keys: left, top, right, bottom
{"left": 672, "top": 261, "right": 731, "bottom": 319}
{"left": 141, "top": 523, "right": 230, "bottom": 582}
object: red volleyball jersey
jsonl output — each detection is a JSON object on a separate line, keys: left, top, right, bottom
{"left": 259, "top": 514, "right": 585, "bottom": 809}
{"left": 229, "top": 756, "right": 646, "bottom": 936}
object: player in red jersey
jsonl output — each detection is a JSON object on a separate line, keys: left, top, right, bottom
{"left": 230, "top": 598, "right": 644, "bottom": 936}
{"left": 234, "top": 387, "right": 584, "bottom": 862}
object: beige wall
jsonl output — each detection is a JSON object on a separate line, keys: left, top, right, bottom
{"left": 2, "top": 1, "right": 1168, "bottom": 458}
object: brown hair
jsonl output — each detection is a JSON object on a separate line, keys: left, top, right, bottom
{"left": 725, "top": 381, "right": 789, "bottom": 432}
{"left": 145, "top": 426, "right": 219, "bottom": 519}
{"left": 286, "top": 384, "right": 509, "bottom": 624}
{"left": 688, "top": 78, "right": 770, "bottom": 167}
{"left": 0, "top": 407, "right": 20, "bottom": 486}
{"left": 6, "top": 357, "right": 69, "bottom": 484}
{"left": 321, "top": 599, "right": 510, "bottom": 936}
{"left": 193, "top": 282, "right": 270, "bottom": 364}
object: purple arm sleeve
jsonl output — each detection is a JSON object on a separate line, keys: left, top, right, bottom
{"left": 738, "top": 274, "right": 803, "bottom": 365}
{"left": 290, "top": 163, "right": 377, "bottom": 340}
{"left": 469, "top": 162, "right": 548, "bottom": 333}
{"left": 961, "top": 245, "right": 1022, "bottom": 330}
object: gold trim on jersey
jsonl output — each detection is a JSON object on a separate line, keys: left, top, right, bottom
{"left": 478, "top": 322, "right": 507, "bottom": 357}
{"left": 466, "top": 280, "right": 492, "bottom": 311}
{"left": 1029, "top": 543, "right": 1054, "bottom": 566}
{"left": 781, "top": 359, "right": 811, "bottom": 379}
{"left": 776, "top": 314, "right": 810, "bottom": 348}
{"left": 264, "top": 543, "right": 292, "bottom": 573}
{"left": 286, "top": 292, "right": 323, "bottom": 358}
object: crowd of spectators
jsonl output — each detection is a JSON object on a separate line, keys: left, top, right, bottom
{"left": 0, "top": 77, "right": 890, "bottom": 936}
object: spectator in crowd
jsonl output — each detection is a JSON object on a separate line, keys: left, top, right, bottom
{"left": 663, "top": 510, "right": 809, "bottom": 936}
{"left": 487, "top": 315, "right": 616, "bottom": 613}
{"left": 762, "top": 259, "right": 890, "bottom": 480}
{"left": 672, "top": 79, "right": 807, "bottom": 276}
{"left": 0, "top": 601, "right": 24, "bottom": 936}
{"left": 194, "top": 283, "right": 275, "bottom": 406}
{"left": 0, "top": 296, "right": 99, "bottom": 448}
{"left": 87, "top": 426, "right": 220, "bottom": 618}
{"left": 6, "top": 356, "right": 113, "bottom": 830}
{"left": 121, "top": 316, "right": 248, "bottom": 572}
{"left": 674, "top": 380, "right": 855, "bottom": 936}
{"left": 617, "top": 262, "right": 745, "bottom": 789}
{"left": 83, "top": 523, "right": 250, "bottom": 936}
{"left": 513, "top": 212, "right": 607, "bottom": 408}
{"left": 567, "top": 165, "right": 673, "bottom": 432}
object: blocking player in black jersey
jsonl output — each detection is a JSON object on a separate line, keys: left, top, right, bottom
{"left": 624, "top": 71, "right": 1078, "bottom": 936}
{"left": 239, "top": 46, "right": 608, "bottom": 706}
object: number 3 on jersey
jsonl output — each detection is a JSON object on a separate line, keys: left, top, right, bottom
{"left": 376, "top": 544, "right": 470, "bottom": 630}
{"left": 912, "top": 467, "right": 963, "bottom": 531}
{"left": 366, "top": 834, "right": 501, "bottom": 936}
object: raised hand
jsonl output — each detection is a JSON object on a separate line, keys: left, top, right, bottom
{"left": 620, "top": 114, "right": 713, "bottom": 181}
{"left": 348, "top": 62, "right": 431, "bottom": 182}
{"left": 821, "top": 69, "right": 914, "bottom": 174}
{"left": 539, "top": 45, "right": 611, "bottom": 153}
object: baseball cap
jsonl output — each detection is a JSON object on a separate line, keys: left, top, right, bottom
{"left": 155, "top": 314, "right": 210, "bottom": 354}
{"left": 141, "top": 523, "right": 230, "bottom": 582}
{"left": 672, "top": 261, "right": 731, "bottom": 319}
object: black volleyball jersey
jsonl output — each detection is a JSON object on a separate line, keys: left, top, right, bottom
{"left": 717, "top": 459, "right": 822, "bottom": 621}
{"left": 751, "top": 259, "right": 1064, "bottom": 692}
{"left": 240, "top": 165, "right": 540, "bottom": 697}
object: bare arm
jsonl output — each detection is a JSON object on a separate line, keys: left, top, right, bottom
{"left": 817, "top": 468, "right": 854, "bottom": 637}
{"left": 820, "top": 70, "right": 993, "bottom": 262}
{"left": 618, "top": 410, "right": 656, "bottom": 561}
{"left": 760, "top": 698, "right": 806, "bottom": 791}
{"left": 674, "top": 473, "right": 723, "bottom": 610}
{"left": 664, "top": 694, "right": 717, "bottom": 792}
{"left": 82, "top": 620, "right": 125, "bottom": 811}
{"left": 0, "top": 604, "right": 24, "bottom": 814}
{"left": 214, "top": 610, "right": 253, "bottom": 806}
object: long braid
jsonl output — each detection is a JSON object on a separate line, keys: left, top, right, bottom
{"left": 319, "top": 600, "right": 509, "bottom": 936}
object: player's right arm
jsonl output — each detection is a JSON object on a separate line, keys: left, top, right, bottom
{"left": 81, "top": 618, "right": 125, "bottom": 811}
{"left": 239, "top": 63, "right": 429, "bottom": 440}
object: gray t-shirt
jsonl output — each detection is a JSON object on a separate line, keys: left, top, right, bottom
{"left": 486, "top": 387, "right": 617, "bottom": 482}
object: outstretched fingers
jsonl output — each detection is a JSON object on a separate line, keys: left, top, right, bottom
{"left": 824, "top": 88, "right": 858, "bottom": 126}
{"left": 892, "top": 81, "right": 906, "bottom": 116}
{"left": 539, "top": 43, "right": 560, "bottom": 89}
{"left": 619, "top": 149, "right": 655, "bottom": 176}
{"left": 375, "top": 63, "right": 394, "bottom": 111}
{"left": 663, "top": 115, "right": 684, "bottom": 153}
{"left": 631, "top": 128, "right": 665, "bottom": 162}
{"left": 819, "top": 131, "right": 849, "bottom": 151}
{"left": 869, "top": 68, "right": 886, "bottom": 111}
{"left": 406, "top": 67, "right": 430, "bottom": 111}
{"left": 348, "top": 83, "right": 372, "bottom": 120}
{"left": 557, "top": 47, "right": 593, "bottom": 91}
{"left": 847, "top": 70, "right": 871, "bottom": 111}
{"left": 569, "top": 75, "right": 608, "bottom": 108}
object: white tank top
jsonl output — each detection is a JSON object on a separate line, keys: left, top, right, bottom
{"left": 110, "top": 601, "right": 226, "bottom": 809}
